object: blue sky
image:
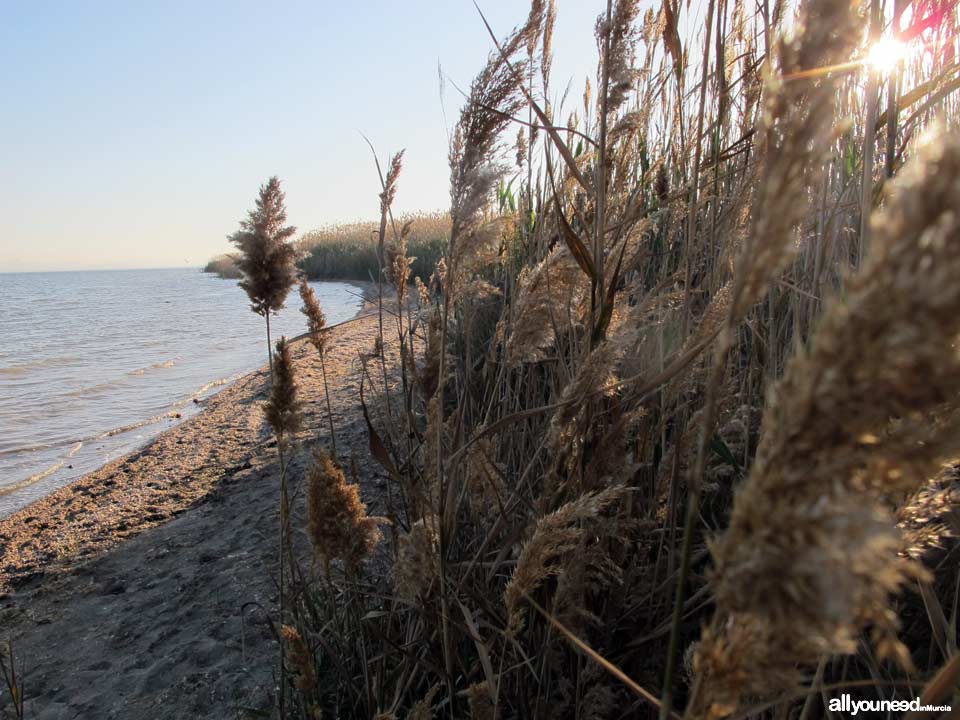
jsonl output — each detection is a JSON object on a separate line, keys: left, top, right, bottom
{"left": 1, "top": 0, "right": 601, "bottom": 271}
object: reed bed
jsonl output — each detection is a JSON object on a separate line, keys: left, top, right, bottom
{"left": 227, "top": 0, "right": 960, "bottom": 717}
{"left": 202, "top": 253, "right": 242, "bottom": 279}
{"left": 297, "top": 212, "right": 450, "bottom": 283}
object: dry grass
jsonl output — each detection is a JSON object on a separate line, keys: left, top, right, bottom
{"left": 221, "top": 1, "right": 960, "bottom": 718}
{"left": 297, "top": 211, "right": 450, "bottom": 283}
{"left": 201, "top": 253, "right": 241, "bottom": 279}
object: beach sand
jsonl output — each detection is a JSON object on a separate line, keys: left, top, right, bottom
{"left": 0, "top": 291, "right": 395, "bottom": 719}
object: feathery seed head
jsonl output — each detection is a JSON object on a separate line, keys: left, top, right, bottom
{"left": 265, "top": 337, "right": 302, "bottom": 439}
{"left": 230, "top": 176, "right": 299, "bottom": 316}
{"left": 299, "top": 279, "right": 327, "bottom": 355}
{"left": 380, "top": 150, "right": 405, "bottom": 215}
{"left": 394, "top": 515, "right": 440, "bottom": 601}
{"left": 281, "top": 625, "right": 316, "bottom": 692}
{"left": 306, "top": 449, "right": 385, "bottom": 572}
{"left": 693, "top": 126, "right": 960, "bottom": 717}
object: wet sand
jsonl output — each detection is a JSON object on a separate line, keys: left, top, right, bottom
{"left": 0, "top": 290, "right": 396, "bottom": 719}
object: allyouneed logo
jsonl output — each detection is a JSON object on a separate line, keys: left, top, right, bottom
{"left": 828, "top": 694, "right": 952, "bottom": 715}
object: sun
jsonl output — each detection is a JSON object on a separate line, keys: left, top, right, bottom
{"left": 866, "top": 36, "right": 909, "bottom": 74}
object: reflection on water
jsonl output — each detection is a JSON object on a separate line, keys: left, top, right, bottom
{"left": 0, "top": 268, "right": 363, "bottom": 517}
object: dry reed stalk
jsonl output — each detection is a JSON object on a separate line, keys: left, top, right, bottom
{"left": 230, "top": 176, "right": 299, "bottom": 717}
{"left": 299, "top": 278, "right": 338, "bottom": 459}
{"left": 433, "top": 13, "right": 547, "bottom": 700}
{"left": 692, "top": 128, "right": 960, "bottom": 719}
{"left": 370, "top": 148, "right": 406, "bottom": 422}
{"left": 263, "top": 335, "right": 302, "bottom": 716}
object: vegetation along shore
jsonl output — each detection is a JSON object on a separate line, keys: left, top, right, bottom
{"left": 6, "top": 0, "right": 960, "bottom": 718}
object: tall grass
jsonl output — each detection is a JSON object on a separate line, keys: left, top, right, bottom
{"left": 202, "top": 253, "right": 241, "bottom": 279}
{"left": 205, "top": 213, "right": 449, "bottom": 283}
{"left": 233, "top": 0, "right": 960, "bottom": 717}
{"left": 297, "top": 212, "right": 450, "bottom": 282}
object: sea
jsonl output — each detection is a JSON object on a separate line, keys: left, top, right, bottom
{"left": 0, "top": 268, "right": 363, "bottom": 517}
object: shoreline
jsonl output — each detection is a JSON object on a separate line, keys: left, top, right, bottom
{"left": 0, "top": 279, "right": 374, "bottom": 520}
{"left": 0, "top": 280, "right": 380, "bottom": 593}
{"left": 0, "top": 281, "right": 393, "bottom": 717}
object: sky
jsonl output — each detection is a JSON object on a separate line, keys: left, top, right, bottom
{"left": 0, "top": 0, "right": 603, "bottom": 272}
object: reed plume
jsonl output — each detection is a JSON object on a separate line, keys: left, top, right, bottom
{"left": 393, "top": 515, "right": 440, "bottom": 601}
{"left": 447, "top": 2, "right": 544, "bottom": 297}
{"left": 385, "top": 219, "right": 415, "bottom": 306}
{"left": 306, "top": 449, "right": 385, "bottom": 575}
{"left": 299, "top": 279, "right": 327, "bottom": 354}
{"left": 230, "top": 176, "right": 298, "bottom": 318}
{"left": 281, "top": 624, "right": 316, "bottom": 692}
{"left": 466, "top": 682, "right": 498, "bottom": 720}
{"left": 299, "top": 278, "right": 337, "bottom": 458}
{"left": 264, "top": 337, "right": 302, "bottom": 441}
{"left": 727, "top": 0, "right": 860, "bottom": 324}
{"left": 897, "top": 464, "right": 959, "bottom": 560}
{"left": 230, "top": 176, "right": 299, "bottom": 717}
{"left": 597, "top": 0, "right": 642, "bottom": 115}
{"left": 507, "top": 243, "right": 589, "bottom": 364}
{"left": 504, "top": 485, "right": 626, "bottom": 634}
{"left": 692, "top": 128, "right": 960, "bottom": 718}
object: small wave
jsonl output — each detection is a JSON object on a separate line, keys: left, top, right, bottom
{"left": 0, "top": 356, "right": 79, "bottom": 377}
{"left": 127, "top": 359, "right": 177, "bottom": 377}
{"left": 0, "top": 442, "right": 54, "bottom": 458}
{"left": 96, "top": 412, "right": 182, "bottom": 439}
{"left": 60, "top": 375, "right": 236, "bottom": 443}
{"left": 164, "top": 375, "right": 238, "bottom": 411}
{"left": 193, "top": 375, "right": 237, "bottom": 395}
{"left": 0, "top": 439, "right": 80, "bottom": 458}
{"left": 0, "top": 441, "right": 81, "bottom": 497}
{"left": 65, "top": 379, "right": 124, "bottom": 399}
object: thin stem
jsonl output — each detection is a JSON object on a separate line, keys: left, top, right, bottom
{"left": 859, "top": 0, "right": 882, "bottom": 265}
{"left": 319, "top": 348, "right": 337, "bottom": 460}
{"left": 265, "top": 312, "right": 286, "bottom": 719}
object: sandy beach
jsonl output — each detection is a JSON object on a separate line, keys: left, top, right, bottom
{"left": 0, "top": 292, "right": 391, "bottom": 719}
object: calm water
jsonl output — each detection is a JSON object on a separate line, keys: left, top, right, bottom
{"left": 0, "top": 268, "right": 363, "bottom": 517}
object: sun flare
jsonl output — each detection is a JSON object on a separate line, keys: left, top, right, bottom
{"left": 867, "top": 36, "right": 909, "bottom": 74}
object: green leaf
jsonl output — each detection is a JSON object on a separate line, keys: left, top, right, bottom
{"left": 709, "top": 434, "right": 741, "bottom": 472}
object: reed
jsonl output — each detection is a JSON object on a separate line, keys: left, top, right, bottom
{"left": 299, "top": 278, "right": 338, "bottom": 459}
{"left": 229, "top": 175, "right": 299, "bottom": 716}
{"left": 201, "top": 253, "right": 241, "bottom": 279}
{"left": 298, "top": 212, "right": 450, "bottom": 283}
{"left": 243, "top": 1, "right": 960, "bottom": 717}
